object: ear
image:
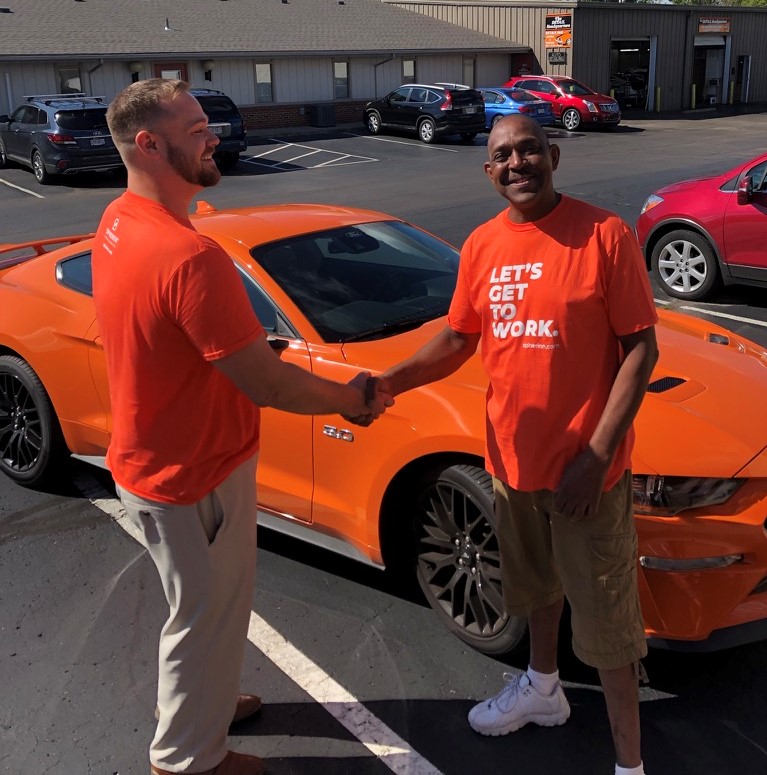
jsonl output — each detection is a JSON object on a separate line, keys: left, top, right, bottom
{"left": 483, "top": 160, "right": 494, "bottom": 179}
{"left": 549, "top": 143, "right": 561, "bottom": 171}
{"left": 134, "top": 129, "right": 161, "bottom": 157}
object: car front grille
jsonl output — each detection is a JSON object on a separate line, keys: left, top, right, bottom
{"left": 600, "top": 103, "right": 620, "bottom": 114}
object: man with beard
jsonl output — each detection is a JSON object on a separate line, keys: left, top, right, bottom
{"left": 92, "top": 79, "right": 391, "bottom": 775}
{"left": 375, "top": 115, "right": 657, "bottom": 775}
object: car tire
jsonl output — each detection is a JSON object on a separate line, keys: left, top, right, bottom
{"left": 0, "top": 355, "right": 67, "bottom": 487}
{"left": 366, "top": 111, "right": 382, "bottom": 135}
{"left": 32, "top": 150, "right": 52, "bottom": 184}
{"left": 562, "top": 108, "right": 582, "bottom": 132}
{"left": 491, "top": 114, "right": 505, "bottom": 128}
{"left": 460, "top": 132, "right": 478, "bottom": 143}
{"left": 217, "top": 151, "right": 240, "bottom": 168}
{"left": 651, "top": 229, "right": 721, "bottom": 301}
{"left": 0, "top": 139, "right": 7, "bottom": 169}
{"left": 418, "top": 118, "right": 436, "bottom": 144}
{"left": 409, "top": 463, "right": 528, "bottom": 656}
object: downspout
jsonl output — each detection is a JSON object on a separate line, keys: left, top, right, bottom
{"left": 374, "top": 54, "right": 395, "bottom": 99}
{"left": 681, "top": 11, "right": 692, "bottom": 109}
{"left": 4, "top": 71, "right": 12, "bottom": 113}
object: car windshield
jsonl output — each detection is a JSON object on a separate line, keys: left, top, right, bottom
{"left": 251, "top": 221, "right": 458, "bottom": 343}
{"left": 502, "top": 88, "right": 537, "bottom": 103}
{"left": 54, "top": 109, "right": 109, "bottom": 130}
{"left": 555, "top": 79, "right": 595, "bottom": 96}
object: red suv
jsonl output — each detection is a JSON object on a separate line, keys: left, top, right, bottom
{"left": 503, "top": 75, "right": 620, "bottom": 132}
{"left": 636, "top": 152, "right": 767, "bottom": 301}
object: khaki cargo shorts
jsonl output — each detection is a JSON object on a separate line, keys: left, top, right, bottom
{"left": 494, "top": 470, "right": 648, "bottom": 670}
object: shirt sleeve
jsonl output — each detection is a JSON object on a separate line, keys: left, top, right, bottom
{"left": 447, "top": 234, "right": 482, "bottom": 334}
{"left": 165, "top": 243, "right": 265, "bottom": 360}
{"left": 605, "top": 226, "right": 658, "bottom": 336}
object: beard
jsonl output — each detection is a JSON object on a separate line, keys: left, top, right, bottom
{"left": 166, "top": 141, "right": 221, "bottom": 188}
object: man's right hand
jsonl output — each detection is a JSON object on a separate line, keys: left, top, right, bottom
{"left": 342, "top": 374, "right": 394, "bottom": 426}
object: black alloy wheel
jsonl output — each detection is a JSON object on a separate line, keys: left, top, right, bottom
{"left": 411, "top": 463, "right": 527, "bottom": 656}
{"left": 0, "top": 355, "right": 64, "bottom": 487}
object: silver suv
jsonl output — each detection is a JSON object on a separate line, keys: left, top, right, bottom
{"left": 0, "top": 93, "right": 123, "bottom": 184}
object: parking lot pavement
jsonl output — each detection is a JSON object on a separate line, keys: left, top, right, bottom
{"left": 241, "top": 139, "right": 379, "bottom": 172}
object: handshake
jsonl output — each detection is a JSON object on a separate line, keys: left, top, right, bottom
{"left": 343, "top": 372, "right": 395, "bottom": 427}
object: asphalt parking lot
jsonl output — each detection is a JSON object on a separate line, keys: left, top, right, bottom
{"left": 2, "top": 111, "right": 767, "bottom": 775}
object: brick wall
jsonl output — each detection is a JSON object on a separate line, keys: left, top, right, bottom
{"left": 240, "top": 99, "right": 369, "bottom": 129}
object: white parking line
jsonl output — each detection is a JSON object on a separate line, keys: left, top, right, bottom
{"left": 76, "top": 473, "right": 443, "bottom": 775}
{"left": 655, "top": 297, "right": 767, "bottom": 328}
{"left": 249, "top": 144, "right": 291, "bottom": 158}
{"left": 343, "top": 133, "right": 460, "bottom": 153}
{"left": 0, "top": 177, "right": 44, "bottom": 198}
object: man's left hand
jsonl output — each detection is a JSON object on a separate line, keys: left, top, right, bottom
{"left": 554, "top": 448, "right": 611, "bottom": 522}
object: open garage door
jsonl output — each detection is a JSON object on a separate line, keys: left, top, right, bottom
{"left": 610, "top": 39, "right": 653, "bottom": 110}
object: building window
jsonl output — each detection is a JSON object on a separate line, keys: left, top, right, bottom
{"left": 56, "top": 65, "right": 82, "bottom": 94}
{"left": 402, "top": 59, "right": 415, "bottom": 84}
{"left": 255, "top": 63, "right": 273, "bottom": 103}
{"left": 333, "top": 61, "right": 349, "bottom": 99}
{"left": 462, "top": 57, "right": 475, "bottom": 88}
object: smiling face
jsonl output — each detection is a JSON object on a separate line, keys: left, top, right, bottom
{"left": 484, "top": 115, "right": 560, "bottom": 223}
{"left": 155, "top": 91, "right": 221, "bottom": 188}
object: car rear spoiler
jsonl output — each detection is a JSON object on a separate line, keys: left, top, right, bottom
{"left": 0, "top": 233, "right": 95, "bottom": 270}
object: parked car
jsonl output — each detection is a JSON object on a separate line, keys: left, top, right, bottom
{"left": 477, "top": 87, "right": 555, "bottom": 129}
{"left": 503, "top": 75, "right": 621, "bottom": 132}
{"left": 3, "top": 203, "right": 767, "bottom": 657}
{"left": 0, "top": 93, "right": 123, "bottom": 184}
{"left": 364, "top": 83, "right": 485, "bottom": 143}
{"left": 636, "top": 152, "right": 767, "bottom": 301}
{"left": 189, "top": 88, "right": 248, "bottom": 167}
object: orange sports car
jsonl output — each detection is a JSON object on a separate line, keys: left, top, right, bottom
{"left": 2, "top": 203, "right": 767, "bottom": 656}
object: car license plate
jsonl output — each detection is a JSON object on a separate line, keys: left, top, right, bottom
{"left": 210, "top": 125, "right": 224, "bottom": 135}
{"left": 90, "top": 138, "right": 105, "bottom": 146}
{"left": 537, "top": 108, "right": 546, "bottom": 114}
{"left": 464, "top": 106, "right": 476, "bottom": 115}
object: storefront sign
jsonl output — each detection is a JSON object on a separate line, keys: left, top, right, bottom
{"left": 545, "top": 14, "right": 572, "bottom": 49}
{"left": 548, "top": 50, "right": 567, "bottom": 65}
{"left": 698, "top": 18, "right": 730, "bottom": 34}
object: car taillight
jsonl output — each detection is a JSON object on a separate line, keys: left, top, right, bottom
{"left": 517, "top": 105, "right": 531, "bottom": 113}
{"left": 440, "top": 93, "right": 453, "bottom": 111}
{"left": 46, "top": 133, "right": 77, "bottom": 146}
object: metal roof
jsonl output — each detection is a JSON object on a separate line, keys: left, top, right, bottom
{"left": 0, "top": 0, "right": 528, "bottom": 59}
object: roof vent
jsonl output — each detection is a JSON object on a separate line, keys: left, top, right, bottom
{"left": 647, "top": 376, "right": 686, "bottom": 394}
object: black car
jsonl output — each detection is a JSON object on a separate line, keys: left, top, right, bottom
{"left": 363, "top": 83, "right": 485, "bottom": 144}
{"left": 189, "top": 88, "right": 248, "bottom": 167}
{"left": 0, "top": 93, "right": 123, "bottom": 184}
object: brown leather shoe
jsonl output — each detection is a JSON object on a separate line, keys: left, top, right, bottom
{"left": 150, "top": 750, "right": 266, "bottom": 774}
{"left": 154, "top": 694, "right": 262, "bottom": 725}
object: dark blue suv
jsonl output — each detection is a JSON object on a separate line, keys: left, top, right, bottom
{"left": 0, "top": 93, "right": 123, "bottom": 184}
{"left": 189, "top": 88, "right": 248, "bottom": 167}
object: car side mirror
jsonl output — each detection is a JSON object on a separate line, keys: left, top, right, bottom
{"left": 267, "top": 335, "right": 289, "bottom": 353}
{"left": 737, "top": 176, "right": 753, "bottom": 206}
{"left": 0, "top": 115, "right": 9, "bottom": 123}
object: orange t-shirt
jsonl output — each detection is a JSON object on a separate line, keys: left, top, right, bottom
{"left": 448, "top": 195, "right": 658, "bottom": 492}
{"left": 92, "top": 190, "right": 264, "bottom": 505}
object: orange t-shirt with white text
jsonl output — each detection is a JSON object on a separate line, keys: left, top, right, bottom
{"left": 92, "top": 190, "right": 264, "bottom": 504}
{"left": 448, "top": 195, "right": 658, "bottom": 492}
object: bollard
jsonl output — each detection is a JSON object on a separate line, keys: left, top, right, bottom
{"left": 729, "top": 81, "right": 735, "bottom": 105}
{"left": 691, "top": 83, "right": 696, "bottom": 110}
{"left": 655, "top": 86, "right": 661, "bottom": 113}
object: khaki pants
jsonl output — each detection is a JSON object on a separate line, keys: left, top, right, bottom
{"left": 117, "top": 455, "right": 258, "bottom": 772}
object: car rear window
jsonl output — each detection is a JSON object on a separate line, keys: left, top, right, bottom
{"left": 448, "top": 89, "right": 483, "bottom": 106}
{"left": 503, "top": 89, "right": 536, "bottom": 103}
{"left": 196, "top": 96, "right": 238, "bottom": 118}
{"left": 54, "top": 109, "right": 109, "bottom": 131}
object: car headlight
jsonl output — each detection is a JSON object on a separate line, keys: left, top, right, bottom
{"left": 632, "top": 475, "right": 744, "bottom": 516}
{"left": 639, "top": 194, "right": 664, "bottom": 215}
{"left": 582, "top": 101, "right": 597, "bottom": 113}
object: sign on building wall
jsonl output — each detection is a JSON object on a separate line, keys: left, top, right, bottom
{"left": 698, "top": 18, "right": 731, "bottom": 34}
{"left": 545, "top": 14, "right": 572, "bottom": 49}
{"left": 548, "top": 50, "right": 567, "bottom": 65}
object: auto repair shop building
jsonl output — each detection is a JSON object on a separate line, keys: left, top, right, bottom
{"left": 388, "top": 1, "right": 767, "bottom": 113}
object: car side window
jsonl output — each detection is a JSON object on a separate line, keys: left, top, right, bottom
{"left": 389, "top": 88, "right": 409, "bottom": 104}
{"left": 425, "top": 90, "right": 442, "bottom": 104}
{"left": 535, "top": 81, "right": 556, "bottom": 95}
{"left": 482, "top": 91, "right": 498, "bottom": 104}
{"left": 746, "top": 161, "right": 767, "bottom": 192}
{"left": 234, "top": 266, "right": 279, "bottom": 334}
{"left": 57, "top": 253, "right": 93, "bottom": 297}
{"left": 408, "top": 88, "right": 427, "bottom": 103}
{"left": 34, "top": 108, "right": 47, "bottom": 125}
{"left": 10, "top": 106, "right": 27, "bottom": 122}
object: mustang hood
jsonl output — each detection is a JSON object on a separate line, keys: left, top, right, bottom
{"left": 634, "top": 309, "right": 767, "bottom": 478}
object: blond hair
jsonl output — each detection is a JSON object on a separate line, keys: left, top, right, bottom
{"left": 107, "top": 78, "right": 189, "bottom": 151}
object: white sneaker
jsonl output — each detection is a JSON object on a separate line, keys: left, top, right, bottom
{"left": 468, "top": 672, "right": 570, "bottom": 736}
